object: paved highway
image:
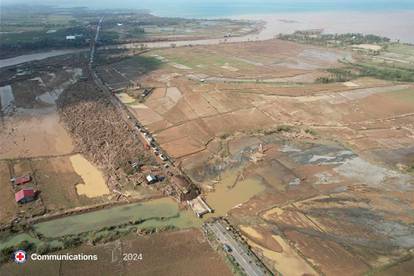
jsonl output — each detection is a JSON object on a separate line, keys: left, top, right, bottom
{"left": 90, "top": 17, "right": 104, "bottom": 65}
{"left": 205, "top": 221, "right": 266, "bottom": 276}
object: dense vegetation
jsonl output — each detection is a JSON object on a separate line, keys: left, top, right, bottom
{"left": 279, "top": 31, "right": 414, "bottom": 83}
{"left": 317, "top": 64, "right": 414, "bottom": 83}
{"left": 0, "top": 26, "right": 92, "bottom": 53}
{"left": 0, "top": 240, "right": 35, "bottom": 263}
{"left": 0, "top": 6, "right": 99, "bottom": 58}
{"left": 279, "top": 31, "right": 390, "bottom": 47}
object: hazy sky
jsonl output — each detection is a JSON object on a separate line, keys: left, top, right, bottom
{"left": 2, "top": 0, "right": 413, "bottom": 17}
{"left": 2, "top": 0, "right": 413, "bottom": 8}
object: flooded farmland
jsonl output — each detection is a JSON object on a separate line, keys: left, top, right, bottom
{"left": 70, "top": 154, "right": 110, "bottom": 198}
{"left": 0, "top": 85, "right": 15, "bottom": 115}
{"left": 205, "top": 169, "right": 265, "bottom": 216}
{"left": 33, "top": 198, "right": 200, "bottom": 238}
{"left": 0, "top": 49, "right": 87, "bottom": 69}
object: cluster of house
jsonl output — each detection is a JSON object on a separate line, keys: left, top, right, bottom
{"left": 10, "top": 175, "right": 36, "bottom": 204}
{"left": 128, "top": 103, "right": 207, "bottom": 215}
{"left": 135, "top": 123, "right": 169, "bottom": 163}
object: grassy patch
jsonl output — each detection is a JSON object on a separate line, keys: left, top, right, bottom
{"left": 279, "top": 32, "right": 390, "bottom": 47}
{"left": 1, "top": 240, "right": 37, "bottom": 263}
{"left": 276, "top": 125, "right": 296, "bottom": 132}
{"left": 305, "top": 128, "right": 318, "bottom": 136}
{"left": 130, "top": 56, "right": 163, "bottom": 72}
{"left": 385, "top": 89, "right": 414, "bottom": 102}
{"left": 319, "top": 62, "right": 414, "bottom": 83}
{"left": 150, "top": 49, "right": 252, "bottom": 71}
{"left": 0, "top": 224, "right": 176, "bottom": 264}
{"left": 387, "top": 43, "right": 414, "bottom": 56}
{"left": 407, "top": 164, "right": 414, "bottom": 174}
{"left": 364, "top": 254, "right": 413, "bottom": 276}
{"left": 46, "top": 15, "right": 76, "bottom": 25}
{"left": 355, "top": 63, "right": 414, "bottom": 82}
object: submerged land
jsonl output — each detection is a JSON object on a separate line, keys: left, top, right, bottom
{"left": 1, "top": 5, "right": 414, "bottom": 276}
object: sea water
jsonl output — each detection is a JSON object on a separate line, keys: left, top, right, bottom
{"left": 52, "top": 0, "right": 414, "bottom": 18}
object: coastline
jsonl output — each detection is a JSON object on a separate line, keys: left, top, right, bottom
{"left": 229, "top": 11, "right": 414, "bottom": 43}
{"left": 2, "top": 10, "right": 414, "bottom": 65}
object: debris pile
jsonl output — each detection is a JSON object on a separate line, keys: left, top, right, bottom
{"left": 57, "top": 80, "right": 156, "bottom": 190}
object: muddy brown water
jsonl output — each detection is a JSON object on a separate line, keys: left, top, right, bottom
{"left": 204, "top": 169, "right": 265, "bottom": 217}
{"left": 70, "top": 154, "right": 110, "bottom": 198}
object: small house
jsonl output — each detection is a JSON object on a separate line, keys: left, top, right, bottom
{"left": 159, "top": 154, "right": 168, "bottom": 161}
{"left": 223, "top": 244, "right": 232, "bottom": 253}
{"left": 11, "top": 175, "right": 31, "bottom": 185}
{"left": 66, "top": 35, "right": 76, "bottom": 40}
{"left": 15, "top": 188, "right": 35, "bottom": 204}
{"left": 146, "top": 174, "right": 158, "bottom": 184}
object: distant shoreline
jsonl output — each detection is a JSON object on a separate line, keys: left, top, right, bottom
{"left": 228, "top": 11, "right": 414, "bottom": 44}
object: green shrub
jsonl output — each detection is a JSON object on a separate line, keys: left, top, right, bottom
{"left": 276, "top": 125, "right": 294, "bottom": 132}
{"left": 305, "top": 129, "right": 317, "bottom": 136}
{"left": 0, "top": 240, "right": 36, "bottom": 263}
{"left": 36, "top": 243, "right": 51, "bottom": 254}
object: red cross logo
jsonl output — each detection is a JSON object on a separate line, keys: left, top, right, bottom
{"left": 16, "top": 252, "right": 24, "bottom": 261}
{"left": 14, "top": 250, "right": 27, "bottom": 264}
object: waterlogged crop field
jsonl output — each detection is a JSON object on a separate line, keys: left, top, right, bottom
{"left": 100, "top": 13, "right": 258, "bottom": 43}
{"left": 34, "top": 198, "right": 200, "bottom": 237}
{"left": 117, "top": 37, "right": 414, "bottom": 275}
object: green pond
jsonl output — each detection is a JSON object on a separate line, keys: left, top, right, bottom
{"left": 34, "top": 198, "right": 201, "bottom": 238}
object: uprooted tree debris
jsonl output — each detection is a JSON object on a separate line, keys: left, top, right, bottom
{"left": 57, "top": 79, "right": 157, "bottom": 191}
